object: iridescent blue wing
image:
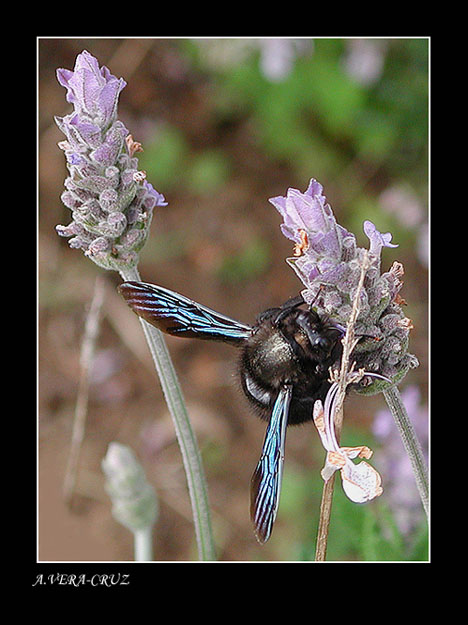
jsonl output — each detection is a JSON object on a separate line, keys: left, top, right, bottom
{"left": 118, "top": 281, "right": 252, "bottom": 344}
{"left": 250, "top": 384, "right": 292, "bottom": 544}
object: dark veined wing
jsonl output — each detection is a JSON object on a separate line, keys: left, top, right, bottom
{"left": 118, "top": 281, "right": 252, "bottom": 344}
{"left": 250, "top": 384, "right": 292, "bottom": 544}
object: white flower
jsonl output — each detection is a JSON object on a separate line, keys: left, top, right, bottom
{"left": 313, "top": 380, "right": 383, "bottom": 503}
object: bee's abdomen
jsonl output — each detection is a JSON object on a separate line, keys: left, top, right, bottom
{"left": 239, "top": 327, "right": 297, "bottom": 420}
{"left": 239, "top": 323, "right": 335, "bottom": 426}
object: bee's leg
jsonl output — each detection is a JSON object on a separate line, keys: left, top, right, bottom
{"left": 279, "top": 294, "right": 305, "bottom": 310}
{"left": 256, "top": 294, "right": 305, "bottom": 326}
{"left": 268, "top": 294, "right": 306, "bottom": 326}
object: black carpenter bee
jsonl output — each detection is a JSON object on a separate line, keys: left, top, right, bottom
{"left": 118, "top": 281, "right": 344, "bottom": 543}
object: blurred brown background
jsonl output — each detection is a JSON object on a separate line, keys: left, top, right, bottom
{"left": 38, "top": 37, "right": 428, "bottom": 562}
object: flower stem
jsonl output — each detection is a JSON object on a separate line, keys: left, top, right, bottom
{"left": 63, "top": 276, "right": 105, "bottom": 504}
{"left": 314, "top": 251, "right": 369, "bottom": 562}
{"left": 119, "top": 266, "right": 216, "bottom": 561}
{"left": 314, "top": 403, "right": 343, "bottom": 562}
{"left": 382, "top": 385, "right": 429, "bottom": 517}
{"left": 133, "top": 527, "right": 154, "bottom": 562}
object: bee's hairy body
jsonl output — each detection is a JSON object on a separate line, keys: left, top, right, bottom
{"left": 240, "top": 306, "right": 343, "bottom": 425}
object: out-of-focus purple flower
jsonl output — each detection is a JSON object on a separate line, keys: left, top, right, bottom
{"left": 257, "top": 39, "right": 313, "bottom": 82}
{"left": 191, "top": 39, "right": 313, "bottom": 83}
{"left": 55, "top": 51, "right": 167, "bottom": 271}
{"left": 343, "top": 39, "right": 386, "bottom": 86}
{"left": 373, "top": 385, "right": 428, "bottom": 534}
{"left": 270, "top": 179, "right": 418, "bottom": 388}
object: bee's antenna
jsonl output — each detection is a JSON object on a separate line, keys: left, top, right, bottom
{"left": 308, "top": 284, "right": 326, "bottom": 310}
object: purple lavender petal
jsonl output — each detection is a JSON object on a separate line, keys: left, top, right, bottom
{"left": 56, "top": 68, "right": 76, "bottom": 103}
{"left": 144, "top": 181, "right": 168, "bottom": 207}
{"left": 56, "top": 50, "right": 126, "bottom": 125}
{"left": 270, "top": 179, "right": 347, "bottom": 258}
{"left": 364, "top": 220, "right": 398, "bottom": 257}
{"left": 98, "top": 78, "right": 127, "bottom": 126}
{"left": 90, "top": 123, "right": 127, "bottom": 166}
{"left": 67, "top": 114, "right": 102, "bottom": 148}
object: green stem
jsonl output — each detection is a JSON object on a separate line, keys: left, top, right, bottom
{"left": 383, "top": 385, "right": 429, "bottom": 517}
{"left": 119, "top": 266, "right": 216, "bottom": 561}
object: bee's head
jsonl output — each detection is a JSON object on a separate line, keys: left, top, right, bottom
{"left": 285, "top": 309, "right": 342, "bottom": 360}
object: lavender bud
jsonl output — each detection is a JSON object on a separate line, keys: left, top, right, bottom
{"left": 55, "top": 50, "right": 167, "bottom": 271}
{"left": 87, "top": 236, "right": 110, "bottom": 255}
{"left": 69, "top": 236, "right": 89, "bottom": 250}
{"left": 102, "top": 442, "right": 158, "bottom": 533}
{"left": 99, "top": 211, "right": 127, "bottom": 237}
{"left": 56, "top": 222, "right": 82, "bottom": 238}
{"left": 60, "top": 190, "right": 82, "bottom": 210}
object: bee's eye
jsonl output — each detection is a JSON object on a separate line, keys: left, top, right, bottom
{"left": 318, "top": 337, "right": 329, "bottom": 348}
{"left": 313, "top": 336, "right": 330, "bottom": 351}
{"left": 296, "top": 330, "right": 330, "bottom": 354}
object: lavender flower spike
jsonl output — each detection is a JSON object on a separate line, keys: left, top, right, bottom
{"left": 55, "top": 50, "right": 167, "bottom": 271}
{"left": 270, "top": 179, "right": 418, "bottom": 389}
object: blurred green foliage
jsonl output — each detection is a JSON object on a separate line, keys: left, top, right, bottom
{"left": 182, "top": 38, "right": 427, "bottom": 186}
{"left": 216, "top": 237, "right": 271, "bottom": 283}
{"left": 140, "top": 38, "right": 428, "bottom": 285}
{"left": 141, "top": 125, "right": 189, "bottom": 191}
{"left": 142, "top": 129, "right": 231, "bottom": 195}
